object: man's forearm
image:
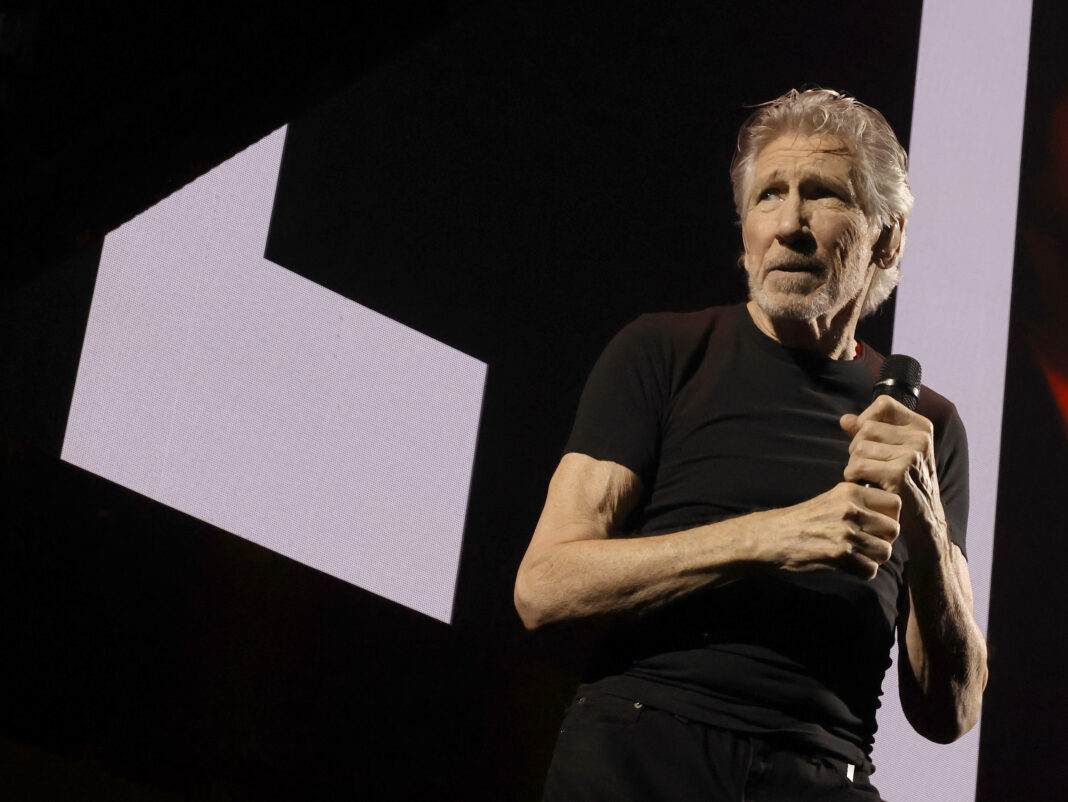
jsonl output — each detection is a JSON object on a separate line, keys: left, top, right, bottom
{"left": 901, "top": 526, "right": 988, "bottom": 743}
{"left": 515, "top": 481, "right": 900, "bottom": 629}
{"left": 514, "top": 514, "right": 768, "bottom": 629}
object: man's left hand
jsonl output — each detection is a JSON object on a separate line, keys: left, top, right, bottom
{"left": 840, "top": 395, "right": 947, "bottom": 554}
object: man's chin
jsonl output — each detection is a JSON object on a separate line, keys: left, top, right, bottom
{"left": 750, "top": 287, "right": 833, "bottom": 322}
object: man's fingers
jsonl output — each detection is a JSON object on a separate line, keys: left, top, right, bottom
{"left": 848, "top": 419, "right": 910, "bottom": 451}
{"left": 779, "top": 483, "right": 902, "bottom": 581}
{"left": 851, "top": 519, "right": 897, "bottom": 553}
{"left": 861, "top": 394, "right": 917, "bottom": 425}
{"left": 845, "top": 453, "right": 917, "bottom": 496}
{"left": 838, "top": 483, "right": 902, "bottom": 532}
{"left": 842, "top": 481, "right": 902, "bottom": 519}
{"left": 849, "top": 439, "right": 898, "bottom": 461}
{"left": 840, "top": 554, "right": 881, "bottom": 581}
{"left": 840, "top": 538, "right": 890, "bottom": 579}
{"left": 839, "top": 412, "right": 860, "bottom": 437}
{"left": 843, "top": 456, "right": 890, "bottom": 488}
{"left": 857, "top": 506, "right": 900, "bottom": 542}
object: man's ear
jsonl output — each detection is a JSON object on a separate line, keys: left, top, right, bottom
{"left": 872, "top": 218, "right": 904, "bottom": 270}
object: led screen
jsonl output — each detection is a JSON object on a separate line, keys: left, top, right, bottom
{"left": 872, "top": 1, "right": 1032, "bottom": 799}
{"left": 62, "top": 127, "right": 487, "bottom": 624}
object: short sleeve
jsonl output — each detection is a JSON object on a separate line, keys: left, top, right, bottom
{"left": 564, "top": 315, "right": 673, "bottom": 487}
{"left": 934, "top": 403, "right": 970, "bottom": 560}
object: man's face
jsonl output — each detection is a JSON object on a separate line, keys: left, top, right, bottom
{"left": 741, "top": 133, "right": 880, "bottom": 323}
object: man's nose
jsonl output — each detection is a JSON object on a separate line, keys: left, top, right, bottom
{"left": 775, "top": 196, "right": 807, "bottom": 239}
{"left": 774, "top": 196, "right": 813, "bottom": 248}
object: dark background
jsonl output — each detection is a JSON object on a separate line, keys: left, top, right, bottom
{"left": 1, "top": 1, "right": 1064, "bottom": 799}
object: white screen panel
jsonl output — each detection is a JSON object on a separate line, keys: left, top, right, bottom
{"left": 62, "top": 127, "right": 487, "bottom": 623}
{"left": 873, "top": 1, "right": 1032, "bottom": 799}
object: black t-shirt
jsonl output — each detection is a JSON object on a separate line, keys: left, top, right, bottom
{"left": 564, "top": 303, "right": 969, "bottom": 768}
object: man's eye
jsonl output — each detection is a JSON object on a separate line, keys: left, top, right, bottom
{"left": 758, "top": 188, "right": 781, "bottom": 202}
{"left": 810, "top": 185, "right": 850, "bottom": 202}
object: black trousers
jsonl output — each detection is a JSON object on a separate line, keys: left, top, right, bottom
{"left": 543, "top": 692, "right": 884, "bottom": 802}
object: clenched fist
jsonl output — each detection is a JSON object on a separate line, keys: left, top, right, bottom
{"left": 840, "top": 394, "right": 948, "bottom": 556}
{"left": 763, "top": 481, "right": 901, "bottom": 581}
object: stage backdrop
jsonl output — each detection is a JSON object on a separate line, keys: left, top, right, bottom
{"left": 2, "top": 2, "right": 1065, "bottom": 800}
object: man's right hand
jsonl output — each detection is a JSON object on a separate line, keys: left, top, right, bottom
{"left": 762, "top": 482, "right": 901, "bottom": 581}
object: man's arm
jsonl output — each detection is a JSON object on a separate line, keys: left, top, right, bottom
{"left": 842, "top": 396, "right": 988, "bottom": 743}
{"left": 897, "top": 544, "right": 988, "bottom": 743}
{"left": 514, "top": 451, "right": 901, "bottom": 630}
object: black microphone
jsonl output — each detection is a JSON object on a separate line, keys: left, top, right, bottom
{"left": 856, "top": 355, "right": 922, "bottom": 489}
{"left": 872, "top": 354, "right": 922, "bottom": 411}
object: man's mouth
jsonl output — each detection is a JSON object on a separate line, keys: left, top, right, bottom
{"left": 769, "top": 262, "right": 822, "bottom": 274}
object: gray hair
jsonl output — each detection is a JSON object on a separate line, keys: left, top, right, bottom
{"left": 730, "top": 88, "right": 914, "bottom": 316}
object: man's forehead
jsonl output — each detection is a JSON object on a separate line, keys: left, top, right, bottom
{"left": 753, "top": 133, "right": 854, "bottom": 174}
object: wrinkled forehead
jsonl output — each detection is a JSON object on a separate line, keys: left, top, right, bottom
{"left": 752, "top": 133, "right": 855, "bottom": 179}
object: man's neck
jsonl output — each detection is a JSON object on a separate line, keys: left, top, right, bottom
{"left": 745, "top": 300, "right": 862, "bottom": 360}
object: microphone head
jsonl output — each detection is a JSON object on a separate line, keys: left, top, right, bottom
{"left": 874, "top": 354, "right": 922, "bottom": 410}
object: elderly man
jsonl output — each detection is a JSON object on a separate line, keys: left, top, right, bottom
{"left": 514, "top": 89, "right": 988, "bottom": 801}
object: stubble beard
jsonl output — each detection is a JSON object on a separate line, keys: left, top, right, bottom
{"left": 748, "top": 257, "right": 869, "bottom": 323}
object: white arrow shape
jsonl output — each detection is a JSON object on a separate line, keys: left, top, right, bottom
{"left": 63, "top": 126, "right": 486, "bottom": 623}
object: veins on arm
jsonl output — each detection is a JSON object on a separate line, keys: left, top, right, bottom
{"left": 897, "top": 542, "right": 988, "bottom": 743}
